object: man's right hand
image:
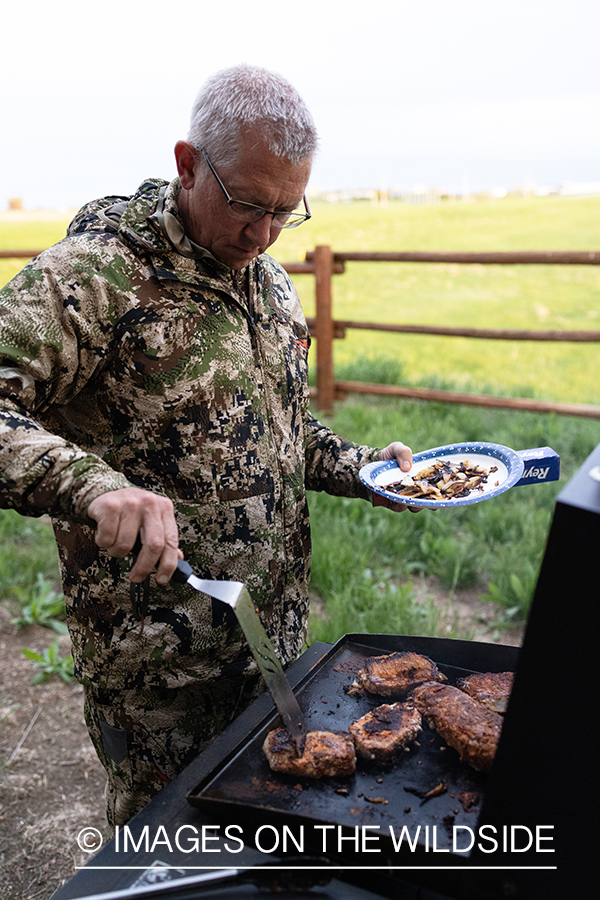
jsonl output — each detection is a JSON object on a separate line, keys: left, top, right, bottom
{"left": 87, "top": 487, "right": 180, "bottom": 585}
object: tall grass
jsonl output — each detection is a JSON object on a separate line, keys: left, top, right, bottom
{"left": 306, "top": 388, "right": 597, "bottom": 644}
{"left": 0, "top": 510, "right": 61, "bottom": 609}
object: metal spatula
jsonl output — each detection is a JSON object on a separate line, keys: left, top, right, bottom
{"left": 172, "top": 559, "right": 307, "bottom": 756}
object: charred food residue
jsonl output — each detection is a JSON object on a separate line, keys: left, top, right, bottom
{"left": 385, "top": 458, "right": 499, "bottom": 501}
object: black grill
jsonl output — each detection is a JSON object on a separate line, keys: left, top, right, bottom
{"left": 54, "top": 442, "right": 600, "bottom": 900}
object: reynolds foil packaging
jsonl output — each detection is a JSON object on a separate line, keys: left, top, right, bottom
{"left": 515, "top": 446, "right": 560, "bottom": 486}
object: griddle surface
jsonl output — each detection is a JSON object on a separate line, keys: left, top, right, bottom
{"left": 188, "top": 636, "right": 515, "bottom": 859}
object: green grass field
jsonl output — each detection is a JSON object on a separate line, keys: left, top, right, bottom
{"left": 1, "top": 197, "right": 598, "bottom": 644}
{"left": 305, "top": 392, "right": 597, "bottom": 642}
{"left": 2, "top": 196, "right": 599, "bottom": 404}
{"left": 272, "top": 196, "right": 600, "bottom": 406}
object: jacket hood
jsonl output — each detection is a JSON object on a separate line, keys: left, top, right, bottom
{"left": 66, "top": 178, "right": 260, "bottom": 283}
{"left": 67, "top": 178, "right": 290, "bottom": 296}
{"left": 67, "top": 178, "right": 171, "bottom": 254}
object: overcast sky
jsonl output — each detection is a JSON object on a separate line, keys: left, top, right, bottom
{"left": 1, "top": 0, "right": 599, "bottom": 209}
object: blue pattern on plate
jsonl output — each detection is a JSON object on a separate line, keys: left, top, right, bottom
{"left": 360, "top": 442, "right": 525, "bottom": 508}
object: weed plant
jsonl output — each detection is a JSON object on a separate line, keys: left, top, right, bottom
{"left": 11, "top": 572, "right": 67, "bottom": 633}
{"left": 22, "top": 640, "right": 74, "bottom": 684}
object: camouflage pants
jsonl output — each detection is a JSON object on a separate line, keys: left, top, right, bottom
{"left": 83, "top": 673, "right": 262, "bottom": 827}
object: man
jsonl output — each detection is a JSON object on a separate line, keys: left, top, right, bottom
{"left": 0, "top": 65, "right": 412, "bottom": 826}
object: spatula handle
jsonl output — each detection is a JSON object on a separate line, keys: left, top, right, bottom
{"left": 131, "top": 537, "right": 193, "bottom": 585}
{"left": 172, "top": 558, "right": 194, "bottom": 583}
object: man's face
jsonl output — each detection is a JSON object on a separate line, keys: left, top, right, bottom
{"left": 175, "top": 132, "right": 311, "bottom": 271}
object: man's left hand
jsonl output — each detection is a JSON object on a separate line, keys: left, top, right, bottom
{"left": 370, "top": 441, "right": 420, "bottom": 513}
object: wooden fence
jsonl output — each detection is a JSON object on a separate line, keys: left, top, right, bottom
{"left": 282, "top": 247, "right": 600, "bottom": 419}
{"left": 3, "top": 246, "right": 600, "bottom": 419}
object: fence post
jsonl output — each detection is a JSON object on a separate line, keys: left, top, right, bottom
{"left": 314, "top": 245, "right": 335, "bottom": 413}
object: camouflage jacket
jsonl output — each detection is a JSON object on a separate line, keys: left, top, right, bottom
{"left": 0, "top": 178, "right": 379, "bottom": 690}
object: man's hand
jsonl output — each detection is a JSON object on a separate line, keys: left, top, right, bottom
{"left": 87, "top": 487, "right": 180, "bottom": 584}
{"left": 371, "top": 441, "right": 420, "bottom": 513}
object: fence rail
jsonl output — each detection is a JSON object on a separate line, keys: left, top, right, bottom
{"left": 3, "top": 246, "right": 599, "bottom": 418}
{"left": 306, "top": 320, "right": 600, "bottom": 343}
{"left": 305, "top": 249, "right": 600, "bottom": 265}
{"left": 0, "top": 249, "right": 51, "bottom": 259}
{"left": 289, "top": 246, "right": 600, "bottom": 418}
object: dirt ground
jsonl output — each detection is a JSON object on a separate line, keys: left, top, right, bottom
{"left": 0, "top": 592, "right": 524, "bottom": 900}
{"left": 0, "top": 604, "right": 108, "bottom": 900}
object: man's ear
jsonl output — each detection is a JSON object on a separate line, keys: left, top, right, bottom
{"left": 174, "top": 141, "right": 198, "bottom": 189}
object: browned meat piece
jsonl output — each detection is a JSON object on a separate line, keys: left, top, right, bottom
{"left": 411, "top": 682, "right": 503, "bottom": 773}
{"left": 358, "top": 651, "right": 446, "bottom": 697}
{"left": 349, "top": 702, "right": 422, "bottom": 763}
{"left": 263, "top": 729, "right": 356, "bottom": 778}
{"left": 457, "top": 671, "right": 514, "bottom": 713}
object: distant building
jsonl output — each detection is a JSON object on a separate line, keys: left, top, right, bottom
{"left": 306, "top": 179, "right": 600, "bottom": 205}
{"left": 559, "top": 181, "right": 600, "bottom": 196}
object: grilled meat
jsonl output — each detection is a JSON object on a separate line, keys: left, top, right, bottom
{"left": 457, "top": 671, "right": 514, "bottom": 713}
{"left": 411, "top": 682, "right": 503, "bottom": 773}
{"left": 263, "top": 729, "right": 356, "bottom": 779}
{"left": 358, "top": 651, "right": 446, "bottom": 697}
{"left": 349, "top": 702, "right": 422, "bottom": 763}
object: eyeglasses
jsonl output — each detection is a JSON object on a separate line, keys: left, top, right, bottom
{"left": 199, "top": 147, "right": 311, "bottom": 229}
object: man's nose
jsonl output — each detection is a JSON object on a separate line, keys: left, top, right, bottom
{"left": 243, "top": 214, "right": 278, "bottom": 246}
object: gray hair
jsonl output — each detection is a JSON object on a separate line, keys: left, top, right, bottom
{"left": 187, "top": 64, "right": 318, "bottom": 167}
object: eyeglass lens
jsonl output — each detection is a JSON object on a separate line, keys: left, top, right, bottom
{"left": 227, "top": 202, "right": 306, "bottom": 227}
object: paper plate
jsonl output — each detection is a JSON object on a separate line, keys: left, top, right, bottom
{"left": 360, "top": 441, "right": 525, "bottom": 508}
